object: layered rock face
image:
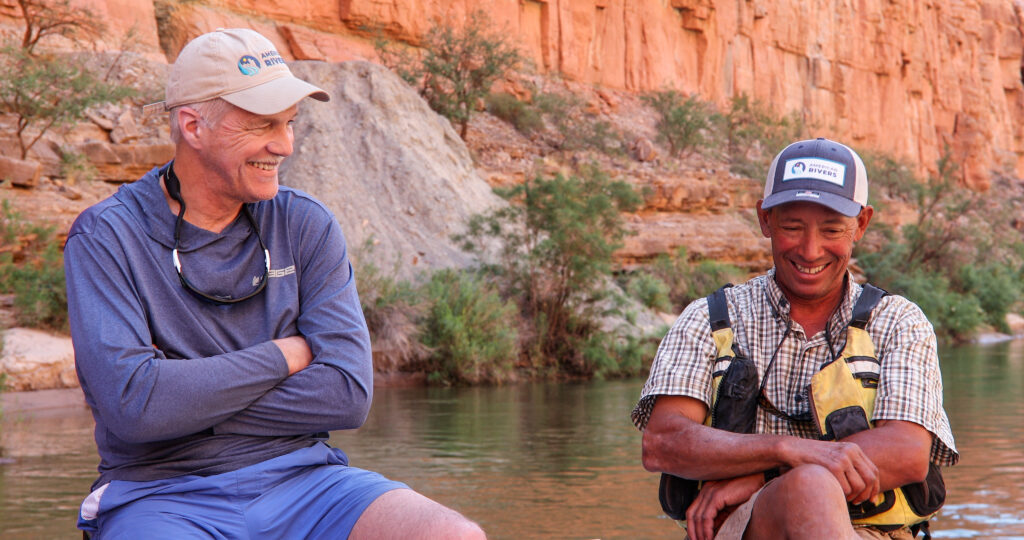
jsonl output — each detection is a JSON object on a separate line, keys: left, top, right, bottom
{"left": 41, "top": 0, "right": 1023, "bottom": 189}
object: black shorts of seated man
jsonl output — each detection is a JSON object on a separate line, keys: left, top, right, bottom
{"left": 65, "top": 27, "right": 485, "bottom": 539}
{"left": 632, "top": 138, "right": 957, "bottom": 540}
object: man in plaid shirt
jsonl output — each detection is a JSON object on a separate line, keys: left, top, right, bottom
{"left": 633, "top": 138, "right": 957, "bottom": 540}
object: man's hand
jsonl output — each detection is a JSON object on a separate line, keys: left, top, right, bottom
{"left": 782, "top": 438, "right": 880, "bottom": 504}
{"left": 273, "top": 335, "right": 313, "bottom": 375}
{"left": 685, "top": 473, "right": 764, "bottom": 540}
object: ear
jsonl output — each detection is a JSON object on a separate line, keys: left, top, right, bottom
{"left": 756, "top": 200, "right": 772, "bottom": 238}
{"left": 176, "top": 106, "right": 204, "bottom": 150}
{"left": 854, "top": 205, "right": 874, "bottom": 241}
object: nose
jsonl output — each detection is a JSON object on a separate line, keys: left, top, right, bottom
{"left": 797, "top": 229, "right": 826, "bottom": 261}
{"left": 267, "top": 123, "right": 294, "bottom": 157}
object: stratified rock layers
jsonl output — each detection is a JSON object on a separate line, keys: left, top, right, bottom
{"left": 74, "top": 0, "right": 1023, "bottom": 189}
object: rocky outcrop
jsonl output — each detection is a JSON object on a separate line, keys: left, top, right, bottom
{"left": 2, "top": 0, "right": 1022, "bottom": 232}
{"left": 280, "top": 61, "right": 507, "bottom": 276}
{"left": 21, "top": 0, "right": 1018, "bottom": 189}
{"left": 0, "top": 328, "right": 77, "bottom": 391}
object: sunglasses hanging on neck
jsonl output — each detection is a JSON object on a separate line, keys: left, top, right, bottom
{"left": 162, "top": 162, "right": 270, "bottom": 305}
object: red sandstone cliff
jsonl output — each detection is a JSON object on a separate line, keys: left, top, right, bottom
{"left": 10, "top": 0, "right": 1019, "bottom": 190}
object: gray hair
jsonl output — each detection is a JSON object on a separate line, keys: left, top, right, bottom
{"left": 168, "top": 98, "right": 235, "bottom": 143}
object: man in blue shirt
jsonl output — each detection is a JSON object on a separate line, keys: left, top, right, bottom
{"left": 66, "top": 27, "right": 485, "bottom": 539}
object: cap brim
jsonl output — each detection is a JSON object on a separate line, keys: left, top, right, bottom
{"left": 762, "top": 190, "right": 863, "bottom": 217}
{"left": 221, "top": 76, "right": 330, "bottom": 115}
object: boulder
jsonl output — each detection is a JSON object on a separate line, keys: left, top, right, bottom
{"left": 0, "top": 156, "right": 40, "bottom": 188}
{"left": 281, "top": 61, "right": 506, "bottom": 277}
{"left": 0, "top": 328, "right": 78, "bottom": 392}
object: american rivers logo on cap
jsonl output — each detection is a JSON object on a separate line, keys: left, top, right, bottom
{"left": 782, "top": 158, "right": 846, "bottom": 187}
{"left": 237, "top": 55, "right": 260, "bottom": 76}
{"left": 762, "top": 138, "right": 867, "bottom": 217}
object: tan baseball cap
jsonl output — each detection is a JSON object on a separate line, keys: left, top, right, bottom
{"left": 161, "top": 28, "right": 330, "bottom": 115}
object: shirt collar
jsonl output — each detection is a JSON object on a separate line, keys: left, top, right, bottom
{"left": 763, "top": 267, "right": 861, "bottom": 330}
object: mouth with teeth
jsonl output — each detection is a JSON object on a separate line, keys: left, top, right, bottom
{"left": 248, "top": 159, "right": 281, "bottom": 171}
{"left": 794, "top": 262, "right": 827, "bottom": 275}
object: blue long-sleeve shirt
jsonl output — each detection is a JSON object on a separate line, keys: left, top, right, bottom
{"left": 65, "top": 166, "right": 373, "bottom": 489}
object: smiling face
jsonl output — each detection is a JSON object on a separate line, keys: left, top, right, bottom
{"left": 757, "top": 200, "right": 873, "bottom": 307}
{"left": 193, "top": 103, "right": 297, "bottom": 205}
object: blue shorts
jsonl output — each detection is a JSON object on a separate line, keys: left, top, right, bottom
{"left": 79, "top": 443, "right": 408, "bottom": 539}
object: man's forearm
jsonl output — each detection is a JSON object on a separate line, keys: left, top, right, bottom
{"left": 642, "top": 396, "right": 789, "bottom": 480}
{"left": 843, "top": 420, "right": 932, "bottom": 491}
{"left": 212, "top": 362, "right": 372, "bottom": 436}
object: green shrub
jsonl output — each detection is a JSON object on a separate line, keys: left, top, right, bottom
{"left": 724, "top": 94, "right": 803, "bottom": 179}
{"left": 625, "top": 272, "right": 671, "bottom": 313}
{"left": 892, "top": 269, "right": 984, "bottom": 341}
{"left": 641, "top": 90, "right": 720, "bottom": 157}
{"left": 485, "top": 92, "right": 543, "bottom": 135}
{"left": 58, "top": 146, "right": 98, "bottom": 184}
{"left": 0, "top": 202, "right": 68, "bottom": 331}
{"left": 376, "top": 10, "right": 522, "bottom": 140}
{"left": 634, "top": 247, "right": 746, "bottom": 313}
{"left": 857, "top": 149, "right": 1024, "bottom": 341}
{"left": 420, "top": 269, "right": 519, "bottom": 385}
{"left": 856, "top": 149, "right": 916, "bottom": 209}
{"left": 352, "top": 240, "right": 429, "bottom": 372}
{"left": 456, "top": 164, "right": 642, "bottom": 375}
{"left": 0, "top": 46, "right": 134, "bottom": 159}
{"left": 533, "top": 90, "right": 623, "bottom": 154}
{"left": 583, "top": 330, "right": 664, "bottom": 379}
{"left": 958, "top": 263, "right": 1020, "bottom": 332}
{"left": 0, "top": 1, "right": 134, "bottom": 159}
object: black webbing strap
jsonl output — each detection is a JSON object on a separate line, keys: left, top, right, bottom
{"left": 850, "top": 283, "right": 887, "bottom": 329}
{"left": 708, "top": 284, "right": 733, "bottom": 332}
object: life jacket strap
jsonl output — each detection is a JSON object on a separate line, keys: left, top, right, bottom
{"left": 850, "top": 283, "right": 887, "bottom": 329}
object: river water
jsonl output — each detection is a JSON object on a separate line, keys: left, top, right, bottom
{"left": 1, "top": 341, "right": 1022, "bottom": 538}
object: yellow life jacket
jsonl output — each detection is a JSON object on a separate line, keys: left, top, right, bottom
{"left": 658, "top": 284, "right": 945, "bottom": 533}
{"left": 808, "top": 283, "right": 945, "bottom": 531}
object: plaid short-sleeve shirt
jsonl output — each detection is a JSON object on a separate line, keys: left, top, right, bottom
{"left": 632, "top": 269, "right": 958, "bottom": 466}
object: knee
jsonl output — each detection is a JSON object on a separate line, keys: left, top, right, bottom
{"left": 447, "top": 518, "right": 487, "bottom": 540}
{"left": 774, "top": 464, "right": 846, "bottom": 506}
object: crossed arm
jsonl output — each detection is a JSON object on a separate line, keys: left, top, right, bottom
{"left": 65, "top": 203, "right": 372, "bottom": 444}
{"left": 642, "top": 395, "right": 931, "bottom": 539}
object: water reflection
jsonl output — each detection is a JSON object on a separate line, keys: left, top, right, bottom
{"left": 330, "top": 381, "right": 676, "bottom": 539}
{"left": 930, "top": 340, "right": 1024, "bottom": 538}
{"left": 1, "top": 342, "right": 1023, "bottom": 538}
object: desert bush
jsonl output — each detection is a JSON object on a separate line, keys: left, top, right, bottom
{"left": 457, "top": 164, "right": 643, "bottom": 375}
{"left": 485, "top": 92, "right": 543, "bottom": 135}
{"left": 583, "top": 330, "right": 663, "bottom": 379}
{"left": 0, "top": 0, "right": 134, "bottom": 159}
{"left": 58, "top": 146, "right": 98, "bottom": 184}
{"left": 724, "top": 94, "right": 803, "bottom": 179}
{"left": 0, "top": 201, "right": 68, "bottom": 331}
{"left": 857, "top": 150, "right": 1024, "bottom": 340}
{"left": 419, "top": 269, "right": 519, "bottom": 385}
{"left": 352, "top": 241, "right": 430, "bottom": 372}
{"left": 533, "top": 90, "right": 622, "bottom": 154}
{"left": 630, "top": 247, "right": 746, "bottom": 313}
{"left": 641, "top": 90, "right": 720, "bottom": 157}
{"left": 376, "top": 10, "right": 522, "bottom": 140}
{"left": 625, "top": 272, "right": 672, "bottom": 313}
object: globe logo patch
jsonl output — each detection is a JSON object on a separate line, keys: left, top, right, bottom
{"left": 238, "top": 55, "right": 260, "bottom": 76}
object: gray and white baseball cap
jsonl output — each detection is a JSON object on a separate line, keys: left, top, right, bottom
{"left": 762, "top": 138, "right": 868, "bottom": 217}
